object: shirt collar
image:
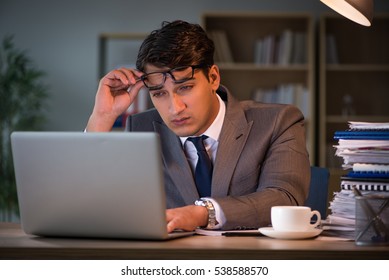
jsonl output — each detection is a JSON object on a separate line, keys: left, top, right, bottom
{"left": 180, "top": 93, "right": 226, "bottom": 146}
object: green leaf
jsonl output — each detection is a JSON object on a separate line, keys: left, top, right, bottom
{"left": 0, "top": 35, "right": 50, "bottom": 219}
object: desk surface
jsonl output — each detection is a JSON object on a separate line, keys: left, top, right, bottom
{"left": 1, "top": 223, "right": 388, "bottom": 260}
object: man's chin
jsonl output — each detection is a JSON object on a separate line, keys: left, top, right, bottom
{"left": 169, "top": 126, "right": 199, "bottom": 138}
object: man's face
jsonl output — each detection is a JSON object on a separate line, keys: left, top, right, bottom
{"left": 144, "top": 64, "right": 221, "bottom": 137}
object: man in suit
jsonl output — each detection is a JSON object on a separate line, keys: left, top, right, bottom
{"left": 86, "top": 20, "right": 310, "bottom": 232}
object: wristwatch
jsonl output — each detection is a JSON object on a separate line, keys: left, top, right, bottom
{"left": 194, "top": 198, "right": 219, "bottom": 229}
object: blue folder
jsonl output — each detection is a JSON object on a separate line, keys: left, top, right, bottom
{"left": 334, "top": 130, "right": 389, "bottom": 140}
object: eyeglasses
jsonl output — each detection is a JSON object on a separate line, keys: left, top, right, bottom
{"left": 139, "top": 64, "right": 208, "bottom": 90}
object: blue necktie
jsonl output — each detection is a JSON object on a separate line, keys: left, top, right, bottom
{"left": 187, "top": 136, "right": 213, "bottom": 197}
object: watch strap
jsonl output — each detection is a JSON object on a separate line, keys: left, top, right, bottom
{"left": 195, "top": 198, "right": 219, "bottom": 229}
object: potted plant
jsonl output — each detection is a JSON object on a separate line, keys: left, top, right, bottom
{"left": 0, "top": 35, "right": 49, "bottom": 221}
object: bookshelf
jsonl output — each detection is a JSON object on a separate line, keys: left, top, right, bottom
{"left": 202, "top": 12, "right": 316, "bottom": 164}
{"left": 98, "top": 33, "right": 147, "bottom": 78}
{"left": 319, "top": 14, "right": 389, "bottom": 169}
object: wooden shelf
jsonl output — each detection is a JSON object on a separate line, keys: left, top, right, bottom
{"left": 326, "top": 64, "right": 389, "bottom": 71}
{"left": 318, "top": 13, "right": 389, "bottom": 168}
{"left": 202, "top": 12, "right": 316, "bottom": 164}
{"left": 217, "top": 63, "right": 310, "bottom": 71}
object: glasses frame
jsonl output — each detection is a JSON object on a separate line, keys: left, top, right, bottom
{"left": 139, "top": 64, "right": 209, "bottom": 90}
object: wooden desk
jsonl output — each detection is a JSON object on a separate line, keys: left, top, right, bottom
{"left": 1, "top": 223, "right": 388, "bottom": 260}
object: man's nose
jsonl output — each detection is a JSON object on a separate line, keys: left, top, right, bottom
{"left": 169, "top": 93, "right": 186, "bottom": 114}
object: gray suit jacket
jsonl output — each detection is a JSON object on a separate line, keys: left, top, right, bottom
{"left": 127, "top": 86, "right": 310, "bottom": 230}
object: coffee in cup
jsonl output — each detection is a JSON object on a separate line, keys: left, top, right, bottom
{"left": 271, "top": 206, "right": 321, "bottom": 232}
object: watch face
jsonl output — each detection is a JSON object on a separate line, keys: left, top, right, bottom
{"left": 195, "top": 200, "right": 206, "bottom": 207}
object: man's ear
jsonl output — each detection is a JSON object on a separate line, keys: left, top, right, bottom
{"left": 209, "top": 65, "right": 220, "bottom": 89}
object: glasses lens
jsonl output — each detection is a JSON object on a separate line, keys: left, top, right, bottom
{"left": 142, "top": 73, "right": 165, "bottom": 89}
{"left": 170, "top": 66, "right": 194, "bottom": 82}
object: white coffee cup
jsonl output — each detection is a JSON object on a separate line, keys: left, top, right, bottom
{"left": 271, "top": 206, "right": 321, "bottom": 232}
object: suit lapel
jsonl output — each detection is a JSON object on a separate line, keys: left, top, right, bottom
{"left": 212, "top": 92, "right": 253, "bottom": 197}
{"left": 153, "top": 122, "right": 199, "bottom": 204}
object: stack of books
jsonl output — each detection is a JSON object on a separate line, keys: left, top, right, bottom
{"left": 322, "top": 121, "right": 389, "bottom": 239}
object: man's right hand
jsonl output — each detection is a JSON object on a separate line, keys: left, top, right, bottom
{"left": 86, "top": 68, "right": 144, "bottom": 132}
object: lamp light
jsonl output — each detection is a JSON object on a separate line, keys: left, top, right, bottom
{"left": 320, "top": 0, "right": 374, "bottom": 26}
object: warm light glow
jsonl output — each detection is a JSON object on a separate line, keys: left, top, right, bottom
{"left": 320, "top": 0, "right": 373, "bottom": 26}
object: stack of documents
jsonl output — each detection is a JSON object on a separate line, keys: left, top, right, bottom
{"left": 322, "top": 122, "right": 389, "bottom": 239}
{"left": 334, "top": 121, "right": 389, "bottom": 182}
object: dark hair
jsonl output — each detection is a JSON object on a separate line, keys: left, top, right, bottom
{"left": 136, "top": 20, "right": 214, "bottom": 73}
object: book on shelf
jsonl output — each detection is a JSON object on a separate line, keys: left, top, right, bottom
{"left": 251, "top": 83, "right": 309, "bottom": 118}
{"left": 207, "top": 30, "right": 233, "bottom": 63}
{"left": 254, "top": 29, "right": 306, "bottom": 65}
{"left": 325, "top": 34, "right": 339, "bottom": 64}
{"left": 291, "top": 32, "right": 307, "bottom": 64}
{"left": 254, "top": 35, "right": 276, "bottom": 65}
{"left": 277, "top": 29, "right": 293, "bottom": 65}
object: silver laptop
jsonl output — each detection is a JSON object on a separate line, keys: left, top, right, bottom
{"left": 11, "top": 131, "right": 193, "bottom": 240}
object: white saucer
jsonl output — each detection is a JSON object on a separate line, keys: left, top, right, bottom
{"left": 258, "top": 227, "right": 322, "bottom": 240}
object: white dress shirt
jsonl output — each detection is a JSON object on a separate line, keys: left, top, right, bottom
{"left": 180, "top": 94, "right": 226, "bottom": 229}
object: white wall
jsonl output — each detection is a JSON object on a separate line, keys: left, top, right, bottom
{"left": 1, "top": 0, "right": 388, "bottom": 130}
